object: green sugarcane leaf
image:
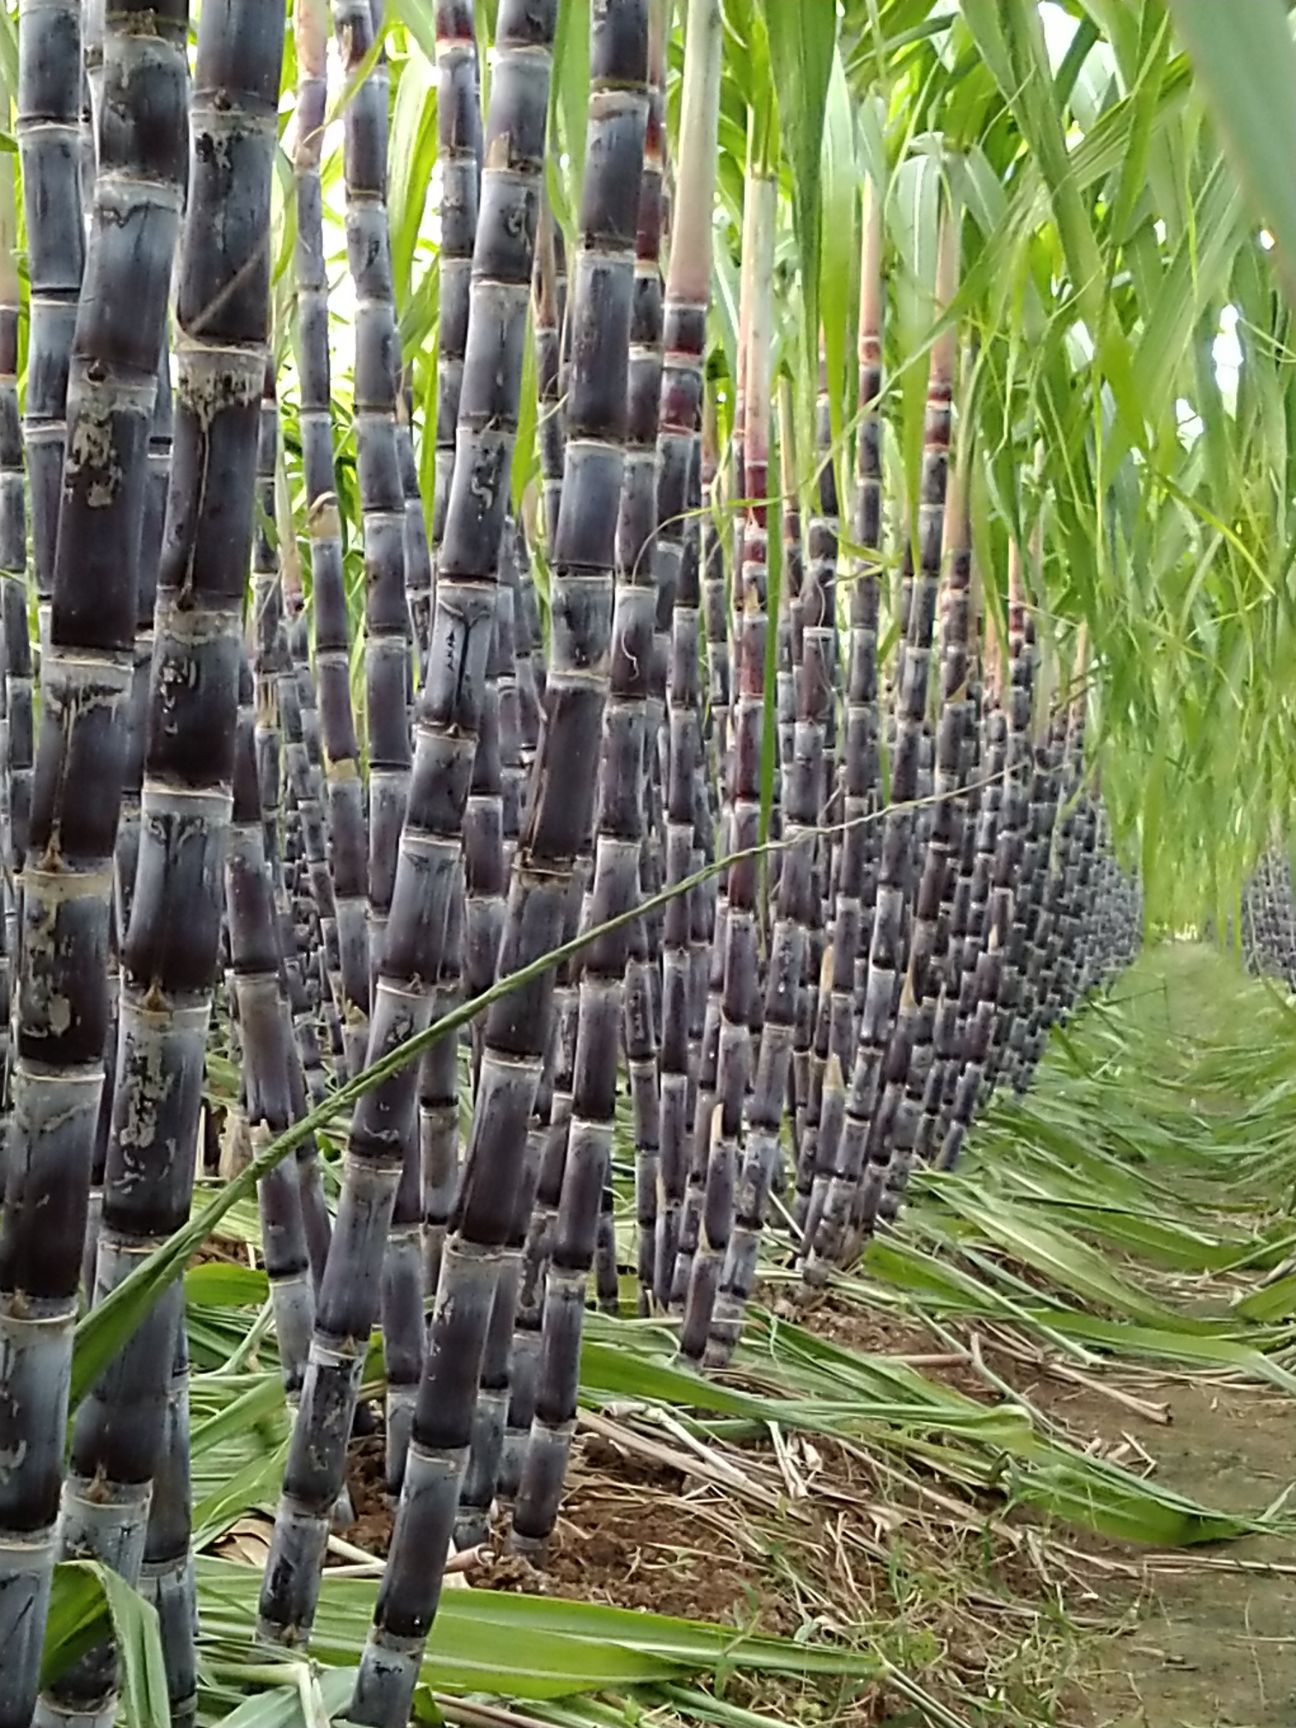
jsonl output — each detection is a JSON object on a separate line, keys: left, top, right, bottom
{"left": 41, "top": 1564, "right": 108, "bottom": 1688}
{"left": 194, "top": 1557, "right": 877, "bottom": 1698}
{"left": 757, "top": 0, "right": 835, "bottom": 396}
{"left": 190, "top": 1372, "right": 288, "bottom": 1460}
{"left": 552, "top": 0, "right": 591, "bottom": 219}
{"left": 388, "top": 0, "right": 438, "bottom": 63}
{"left": 513, "top": 302, "right": 540, "bottom": 509}
{"left": 213, "top": 1668, "right": 356, "bottom": 1728}
{"left": 41, "top": 1563, "right": 169, "bottom": 1728}
{"left": 1017, "top": 1453, "right": 1249, "bottom": 1545}
{"left": 193, "top": 1440, "right": 290, "bottom": 1549}
{"left": 388, "top": 48, "right": 438, "bottom": 307}
{"left": 578, "top": 1337, "right": 1034, "bottom": 1448}
{"left": 1166, "top": 0, "right": 1296, "bottom": 310}
{"left": 184, "top": 1262, "right": 269, "bottom": 1308}
{"left": 1234, "top": 1273, "right": 1296, "bottom": 1325}
{"left": 939, "top": 1191, "right": 1213, "bottom": 1329}
{"left": 0, "top": 6, "right": 17, "bottom": 110}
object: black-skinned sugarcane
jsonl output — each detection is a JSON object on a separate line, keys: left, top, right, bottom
{"left": 979, "top": 551, "right": 1035, "bottom": 1104}
{"left": 940, "top": 642, "right": 1004, "bottom": 1136}
{"left": 700, "top": 389, "right": 730, "bottom": 792}
{"left": 85, "top": 343, "right": 172, "bottom": 1299}
{"left": 400, "top": 376, "right": 434, "bottom": 674}
{"left": 330, "top": 0, "right": 423, "bottom": 1495}
{"left": 432, "top": 0, "right": 482, "bottom": 577}
{"left": 0, "top": 150, "right": 25, "bottom": 1204}
{"left": 1021, "top": 635, "right": 1087, "bottom": 1075}
{"left": 671, "top": 161, "right": 764, "bottom": 1315}
{"left": 855, "top": 333, "right": 967, "bottom": 1235}
{"left": 652, "top": 0, "right": 724, "bottom": 1311}
{"left": 229, "top": 650, "right": 316, "bottom": 1401}
{"left": 795, "top": 357, "right": 841, "bottom": 1200}
{"left": 595, "top": 2, "right": 674, "bottom": 1324}
{"left": 342, "top": 0, "right": 407, "bottom": 1044}
{"left": 462, "top": 581, "right": 564, "bottom": 1508}
{"left": 533, "top": 198, "right": 565, "bottom": 553}
{"left": 0, "top": 2, "right": 187, "bottom": 1717}
{"left": 1008, "top": 703, "right": 1066, "bottom": 1091}
{"left": 292, "top": 0, "right": 367, "bottom": 1081}
{"left": 496, "top": 530, "right": 527, "bottom": 865}
{"left": 37, "top": 12, "right": 284, "bottom": 1727}
{"left": 246, "top": 385, "right": 317, "bottom": 1401}
{"left": 283, "top": 18, "right": 341, "bottom": 1076}
{"left": 492, "top": 0, "right": 656, "bottom": 1548}
{"left": 452, "top": 1091, "right": 539, "bottom": 1546}
{"left": 347, "top": 2, "right": 646, "bottom": 1706}
{"left": 502, "top": 991, "right": 569, "bottom": 1498}
{"left": 253, "top": 381, "right": 329, "bottom": 1125}
{"left": 709, "top": 465, "right": 828, "bottom": 1358}
{"left": 276, "top": 456, "right": 342, "bottom": 1167}
{"left": 620, "top": 10, "right": 668, "bottom": 1312}
{"left": 797, "top": 186, "right": 884, "bottom": 1236}
{"left": 911, "top": 439, "right": 981, "bottom": 1168}
{"left": 938, "top": 547, "right": 1032, "bottom": 1173}
{"left": 870, "top": 427, "right": 975, "bottom": 1226}
{"left": 983, "top": 528, "right": 1038, "bottom": 1098}
{"left": 805, "top": 202, "right": 959, "bottom": 1272}
{"left": 678, "top": 137, "right": 774, "bottom": 1359}
{"left": 462, "top": 598, "right": 506, "bottom": 1079}
{"left": 257, "top": 0, "right": 561, "bottom": 1657}
{"left": 17, "top": 0, "right": 85, "bottom": 655}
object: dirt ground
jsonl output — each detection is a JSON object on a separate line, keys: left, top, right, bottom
{"left": 1081, "top": 1377, "right": 1296, "bottom": 1728}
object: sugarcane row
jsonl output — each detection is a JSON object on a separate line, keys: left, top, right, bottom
{"left": 1240, "top": 847, "right": 1296, "bottom": 986}
{"left": 0, "top": 2, "right": 1142, "bottom": 1726}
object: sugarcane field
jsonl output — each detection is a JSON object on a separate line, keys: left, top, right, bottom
{"left": 9, "top": 0, "right": 1296, "bottom": 1724}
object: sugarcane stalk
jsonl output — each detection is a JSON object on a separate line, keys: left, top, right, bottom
{"left": 797, "top": 183, "right": 884, "bottom": 1235}
{"left": 678, "top": 152, "right": 774, "bottom": 1356}
{"left": 652, "top": 0, "right": 724, "bottom": 1310}
{"left": 229, "top": 648, "right": 316, "bottom": 1400}
{"left": 873, "top": 420, "right": 975, "bottom": 1223}
{"left": 806, "top": 200, "right": 959, "bottom": 1270}
{"left": 292, "top": 0, "right": 367, "bottom": 1082}
{"left": 0, "top": 147, "right": 25, "bottom": 1209}
{"left": 348, "top": 3, "right": 647, "bottom": 1710}
{"left": 257, "top": 0, "right": 561, "bottom": 1657}
{"left": 18, "top": 0, "right": 86, "bottom": 654}
{"left": 39, "top": 12, "right": 284, "bottom": 1725}
{"left": 0, "top": 4, "right": 187, "bottom": 1718}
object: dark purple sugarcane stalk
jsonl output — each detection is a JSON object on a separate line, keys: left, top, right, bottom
{"left": 798, "top": 185, "right": 883, "bottom": 1237}
{"left": 293, "top": 0, "right": 367, "bottom": 1082}
{"left": 797, "top": 352, "right": 841, "bottom": 1196}
{"left": 533, "top": 198, "right": 565, "bottom": 554}
{"left": 804, "top": 204, "right": 959, "bottom": 1274}
{"left": 676, "top": 154, "right": 773, "bottom": 1349}
{"left": 937, "top": 541, "right": 1032, "bottom": 1172}
{"left": 347, "top": 6, "right": 646, "bottom": 1709}
{"left": 851, "top": 226, "right": 960, "bottom": 1241}
{"left": 613, "top": 0, "right": 668, "bottom": 1316}
{"left": 0, "top": 161, "right": 21, "bottom": 1206}
{"left": 0, "top": 2, "right": 187, "bottom": 1716}
{"left": 487, "top": 0, "right": 652, "bottom": 1558}
{"left": 258, "top": 0, "right": 560, "bottom": 1657}
{"left": 871, "top": 428, "right": 974, "bottom": 1224}
{"left": 978, "top": 544, "right": 1035, "bottom": 1104}
{"left": 652, "top": 0, "right": 724, "bottom": 1311}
